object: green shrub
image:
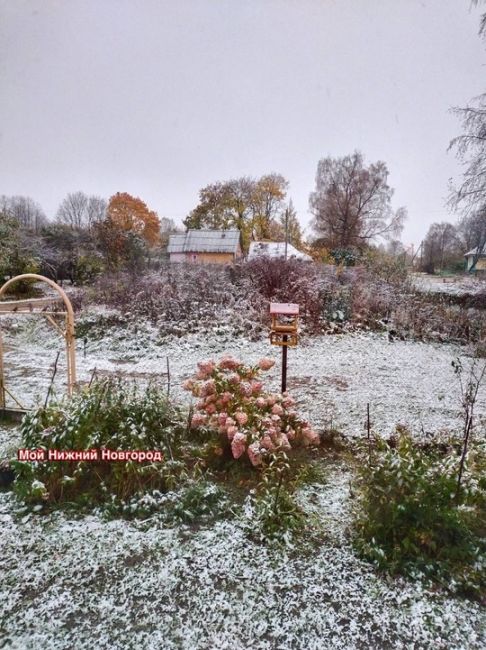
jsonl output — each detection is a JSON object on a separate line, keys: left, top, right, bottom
{"left": 248, "top": 451, "right": 307, "bottom": 543}
{"left": 103, "top": 478, "right": 233, "bottom": 521}
{"left": 12, "top": 374, "right": 324, "bottom": 542}
{"left": 73, "top": 254, "right": 104, "bottom": 285}
{"left": 13, "top": 379, "right": 187, "bottom": 510}
{"left": 353, "top": 433, "right": 486, "bottom": 599}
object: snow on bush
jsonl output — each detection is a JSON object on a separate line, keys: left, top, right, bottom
{"left": 353, "top": 432, "right": 486, "bottom": 600}
{"left": 183, "top": 356, "right": 320, "bottom": 467}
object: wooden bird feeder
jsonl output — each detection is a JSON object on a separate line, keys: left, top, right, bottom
{"left": 0, "top": 274, "right": 77, "bottom": 414}
{"left": 269, "top": 302, "right": 299, "bottom": 347}
{"left": 269, "top": 303, "right": 299, "bottom": 393}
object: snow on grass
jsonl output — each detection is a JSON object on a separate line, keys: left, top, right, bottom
{"left": 412, "top": 273, "right": 486, "bottom": 297}
{"left": 1, "top": 464, "right": 485, "bottom": 650}
{"left": 1, "top": 315, "right": 485, "bottom": 648}
{"left": 1, "top": 315, "right": 484, "bottom": 456}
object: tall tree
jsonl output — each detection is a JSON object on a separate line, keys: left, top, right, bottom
{"left": 279, "top": 199, "right": 303, "bottom": 249}
{"left": 471, "top": 0, "right": 486, "bottom": 38}
{"left": 184, "top": 174, "right": 290, "bottom": 249}
{"left": 251, "top": 174, "right": 288, "bottom": 239}
{"left": 0, "top": 195, "right": 47, "bottom": 232}
{"left": 86, "top": 196, "right": 107, "bottom": 229}
{"left": 422, "top": 222, "right": 461, "bottom": 274}
{"left": 449, "top": 94, "right": 486, "bottom": 270}
{"left": 159, "top": 216, "right": 179, "bottom": 249}
{"left": 457, "top": 210, "right": 486, "bottom": 271}
{"left": 106, "top": 192, "right": 160, "bottom": 246}
{"left": 309, "top": 151, "right": 406, "bottom": 251}
{"left": 57, "top": 191, "right": 107, "bottom": 230}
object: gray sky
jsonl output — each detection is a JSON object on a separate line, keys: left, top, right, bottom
{"left": 1, "top": 0, "right": 485, "bottom": 247}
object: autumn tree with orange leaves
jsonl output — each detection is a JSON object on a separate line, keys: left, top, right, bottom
{"left": 95, "top": 193, "right": 160, "bottom": 271}
{"left": 107, "top": 192, "right": 160, "bottom": 246}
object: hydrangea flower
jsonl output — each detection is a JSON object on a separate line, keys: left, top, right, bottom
{"left": 185, "top": 355, "right": 320, "bottom": 466}
{"left": 258, "top": 357, "right": 275, "bottom": 370}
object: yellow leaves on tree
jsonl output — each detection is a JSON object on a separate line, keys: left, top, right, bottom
{"left": 107, "top": 192, "right": 160, "bottom": 246}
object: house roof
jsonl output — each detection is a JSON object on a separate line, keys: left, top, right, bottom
{"left": 248, "top": 241, "right": 312, "bottom": 261}
{"left": 168, "top": 229, "right": 241, "bottom": 254}
{"left": 465, "top": 245, "right": 486, "bottom": 257}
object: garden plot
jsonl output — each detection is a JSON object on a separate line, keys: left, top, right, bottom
{"left": 1, "top": 318, "right": 485, "bottom": 649}
{"left": 1, "top": 464, "right": 485, "bottom": 650}
{"left": 0, "top": 316, "right": 484, "bottom": 459}
{"left": 412, "top": 273, "right": 486, "bottom": 297}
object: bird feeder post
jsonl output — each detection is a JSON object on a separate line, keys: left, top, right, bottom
{"left": 281, "top": 335, "right": 288, "bottom": 392}
{"left": 269, "top": 303, "right": 299, "bottom": 393}
{"left": 0, "top": 330, "right": 5, "bottom": 409}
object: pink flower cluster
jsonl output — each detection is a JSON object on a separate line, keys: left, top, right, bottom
{"left": 183, "top": 356, "right": 320, "bottom": 467}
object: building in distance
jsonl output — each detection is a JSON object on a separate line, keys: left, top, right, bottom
{"left": 168, "top": 229, "right": 242, "bottom": 264}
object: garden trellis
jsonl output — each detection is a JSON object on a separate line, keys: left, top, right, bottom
{"left": 0, "top": 274, "right": 77, "bottom": 412}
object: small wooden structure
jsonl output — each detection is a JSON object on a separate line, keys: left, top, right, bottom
{"left": 464, "top": 246, "right": 486, "bottom": 273}
{"left": 269, "top": 303, "right": 299, "bottom": 347}
{"left": 168, "top": 229, "right": 243, "bottom": 264}
{"left": 0, "top": 274, "right": 77, "bottom": 411}
{"left": 269, "top": 303, "right": 299, "bottom": 393}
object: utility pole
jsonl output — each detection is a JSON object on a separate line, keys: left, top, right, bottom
{"left": 284, "top": 204, "right": 289, "bottom": 261}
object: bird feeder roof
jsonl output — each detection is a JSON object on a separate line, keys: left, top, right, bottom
{"left": 270, "top": 303, "right": 299, "bottom": 315}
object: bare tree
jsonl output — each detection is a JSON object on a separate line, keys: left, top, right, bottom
{"left": 449, "top": 94, "right": 486, "bottom": 270}
{"left": 309, "top": 151, "right": 406, "bottom": 252}
{"left": 457, "top": 210, "right": 486, "bottom": 270}
{"left": 278, "top": 199, "right": 303, "bottom": 249}
{"left": 159, "top": 216, "right": 179, "bottom": 248}
{"left": 56, "top": 191, "right": 89, "bottom": 229}
{"left": 86, "top": 196, "right": 107, "bottom": 229}
{"left": 422, "top": 222, "right": 461, "bottom": 273}
{"left": 0, "top": 195, "right": 47, "bottom": 232}
{"left": 56, "top": 191, "right": 106, "bottom": 230}
{"left": 471, "top": 0, "right": 486, "bottom": 38}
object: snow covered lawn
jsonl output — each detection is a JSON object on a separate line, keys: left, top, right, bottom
{"left": 1, "top": 316, "right": 484, "bottom": 457}
{"left": 1, "top": 463, "right": 485, "bottom": 650}
{"left": 1, "top": 319, "right": 485, "bottom": 649}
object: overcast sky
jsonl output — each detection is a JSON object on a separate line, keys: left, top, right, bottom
{"left": 1, "top": 0, "right": 485, "bottom": 247}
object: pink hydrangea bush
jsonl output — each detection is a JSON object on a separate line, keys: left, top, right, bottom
{"left": 183, "top": 356, "right": 320, "bottom": 467}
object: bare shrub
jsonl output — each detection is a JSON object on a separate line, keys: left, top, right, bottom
{"left": 82, "top": 258, "right": 485, "bottom": 344}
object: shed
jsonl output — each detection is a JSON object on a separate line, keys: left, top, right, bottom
{"left": 464, "top": 246, "right": 486, "bottom": 272}
{"left": 168, "top": 229, "right": 242, "bottom": 264}
{"left": 248, "top": 241, "right": 312, "bottom": 262}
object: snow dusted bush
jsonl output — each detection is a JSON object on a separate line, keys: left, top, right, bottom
{"left": 12, "top": 371, "right": 321, "bottom": 535}
{"left": 82, "top": 259, "right": 485, "bottom": 344}
{"left": 87, "top": 266, "right": 239, "bottom": 324}
{"left": 13, "top": 379, "right": 188, "bottom": 510}
{"left": 233, "top": 257, "right": 360, "bottom": 333}
{"left": 353, "top": 432, "right": 486, "bottom": 600}
{"left": 183, "top": 355, "right": 320, "bottom": 467}
{"left": 246, "top": 449, "right": 308, "bottom": 543}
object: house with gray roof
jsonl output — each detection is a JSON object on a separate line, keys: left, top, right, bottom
{"left": 465, "top": 245, "right": 486, "bottom": 272}
{"left": 168, "top": 229, "right": 242, "bottom": 264}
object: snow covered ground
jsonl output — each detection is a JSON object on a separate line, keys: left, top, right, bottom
{"left": 0, "top": 313, "right": 484, "bottom": 458}
{"left": 1, "top": 314, "right": 485, "bottom": 649}
{"left": 412, "top": 273, "right": 486, "bottom": 297}
{"left": 1, "top": 464, "right": 485, "bottom": 650}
